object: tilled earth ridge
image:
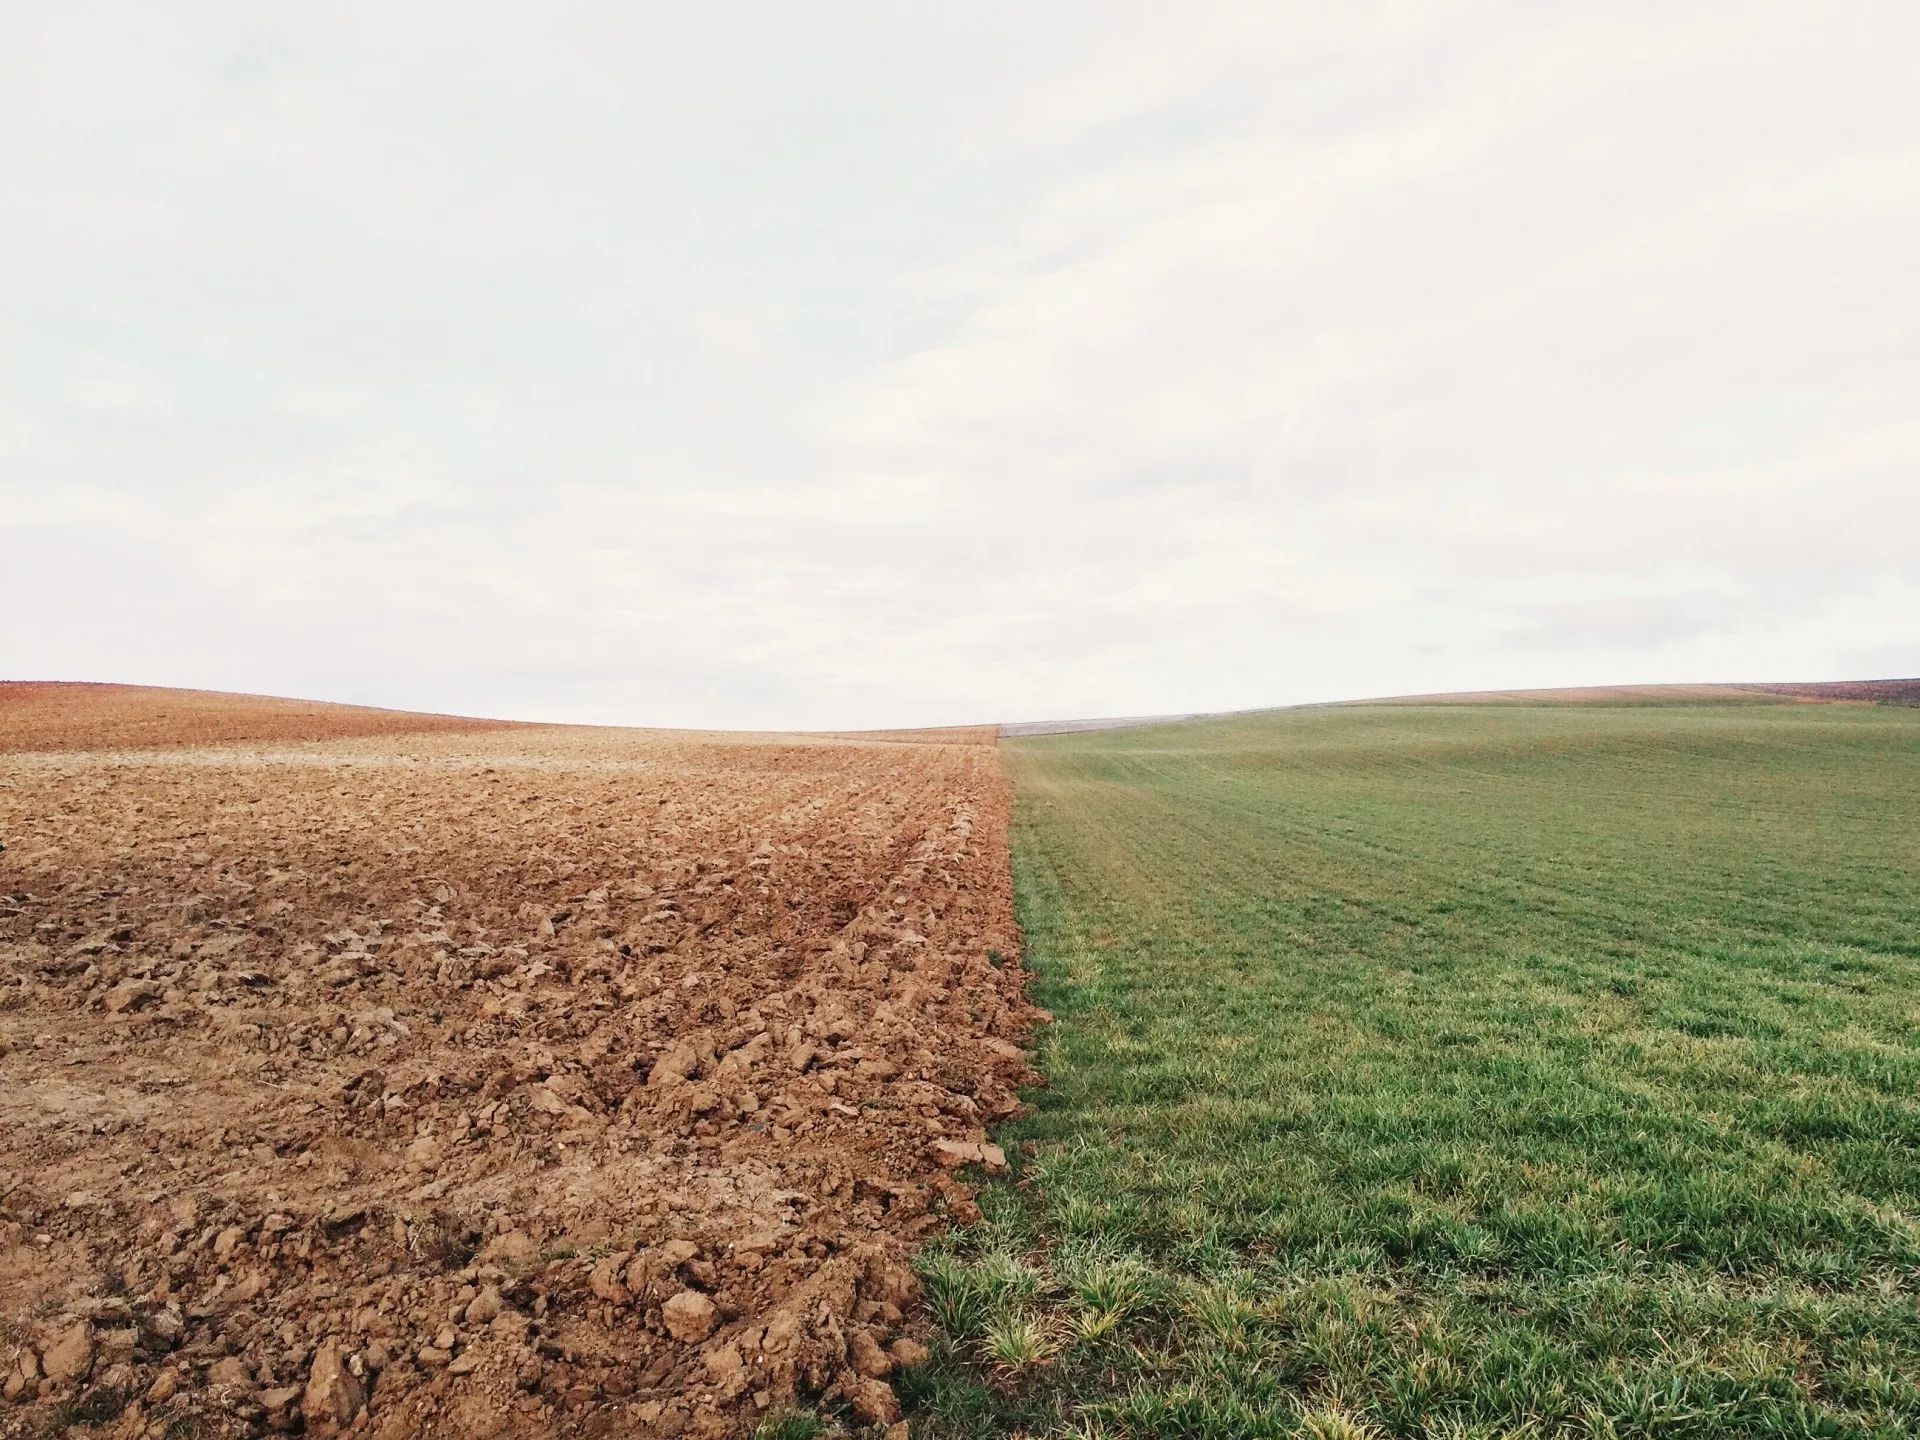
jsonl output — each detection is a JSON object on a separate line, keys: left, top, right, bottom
{"left": 0, "top": 714, "right": 1034, "bottom": 1438}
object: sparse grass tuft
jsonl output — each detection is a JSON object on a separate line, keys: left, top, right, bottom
{"left": 918, "top": 1251, "right": 991, "bottom": 1341}
{"left": 752, "top": 1410, "right": 832, "bottom": 1440}
{"left": 1187, "top": 1280, "right": 1262, "bottom": 1353}
{"left": 973, "top": 1248, "right": 1044, "bottom": 1308}
{"left": 1297, "top": 1407, "right": 1386, "bottom": 1440}
{"left": 1060, "top": 1251, "right": 1153, "bottom": 1320}
{"left": 981, "top": 1310, "right": 1055, "bottom": 1372}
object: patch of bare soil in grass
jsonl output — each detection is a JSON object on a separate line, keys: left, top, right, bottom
{"left": 0, "top": 690, "right": 1034, "bottom": 1438}
{"left": 1736, "top": 678, "right": 1920, "bottom": 705}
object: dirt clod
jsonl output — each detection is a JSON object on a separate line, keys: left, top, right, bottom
{"left": 662, "top": 1291, "right": 719, "bottom": 1342}
{"left": 848, "top": 1374, "right": 902, "bottom": 1425}
{"left": 930, "top": 1139, "right": 1009, "bottom": 1171}
{"left": 889, "top": 1336, "right": 932, "bottom": 1369}
{"left": 304, "top": 1339, "right": 366, "bottom": 1430}
{"left": 41, "top": 1322, "right": 94, "bottom": 1384}
{"left": 850, "top": 1329, "right": 893, "bottom": 1378}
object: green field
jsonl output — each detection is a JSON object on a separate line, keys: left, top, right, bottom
{"left": 907, "top": 702, "right": 1920, "bottom": 1439}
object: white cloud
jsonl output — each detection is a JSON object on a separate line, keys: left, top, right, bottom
{"left": 1, "top": 2, "right": 1915, "bottom": 728}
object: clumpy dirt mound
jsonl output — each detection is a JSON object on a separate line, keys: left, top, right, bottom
{"left": 1736, "top": 678, "right": 1920, "bottom": 706}
{"left": 0, "top": 720, "right": 1033, "bottom": 1438}
{"left": 0, "top": 683, "right": 524, "bottom": 753}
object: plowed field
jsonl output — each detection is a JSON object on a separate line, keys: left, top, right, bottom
{"left": 0, "top": 686, "right": 1035, "bottom": 1439}
{"left": 0, "top": 684, "right": 526, "bottom": 753}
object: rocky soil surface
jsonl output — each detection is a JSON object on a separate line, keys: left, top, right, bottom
{"left": 0, "top": 687, "right": 1034, "bottom": 1438}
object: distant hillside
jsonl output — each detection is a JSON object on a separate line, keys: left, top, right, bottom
{"left": 1001, "top": 679, "right": 1920, "bottom": 737}
{"left": 1738, "top": 679, "right": 1920, "bottom": 705}
{"left": 1000, "top": 713, "right": 1201, "bottom": 738}
{"left": 1362, "top": 679, "right": 1920, "bottom": 707}
{"left": 0, "top": 682, "right": 523, "bottom": 753}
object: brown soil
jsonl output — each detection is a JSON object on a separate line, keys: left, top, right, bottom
{"left": 0, "top": 684, "right": 524, "bottom": 753}
{"left": 1735, "top": 678, "right": 1920, "bottom": 706}
{"left": 0, "top": 687, "right": 1035, "bottom": 1439}
{"left": 827, "top": 728, "right": 1003, "bottom": 747}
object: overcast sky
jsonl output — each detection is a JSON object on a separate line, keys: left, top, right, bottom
{"left": 3, "top": 4, "right": 1916, "bottom": 729}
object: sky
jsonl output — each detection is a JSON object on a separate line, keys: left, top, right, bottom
{"left": 3, "top": 3, "right": 1917, "bottom": 730}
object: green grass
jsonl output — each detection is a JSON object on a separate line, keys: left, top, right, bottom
{"left": 754, "top": 1412, "right": 833, "bottom": 1440}
{"left": 915, "top": 701, "right": 1920, "bottom": 1439}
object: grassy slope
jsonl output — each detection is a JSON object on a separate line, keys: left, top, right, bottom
{"left": 908, "top": 702, "right": 1920, "bottom": 1439}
